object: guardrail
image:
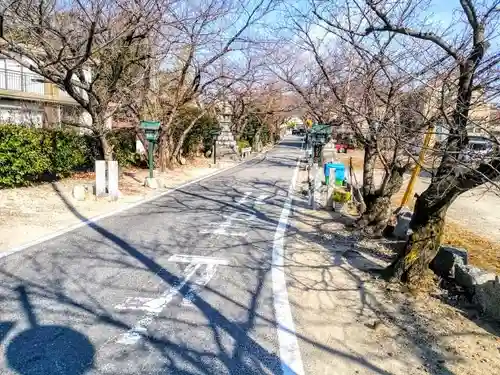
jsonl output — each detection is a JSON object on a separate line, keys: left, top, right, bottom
{"left": 0, "top": 69, "right": 45, "bottom": 94}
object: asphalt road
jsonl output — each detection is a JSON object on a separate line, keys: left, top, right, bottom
{"left": 0, "top": 137, "right": 304, "bottom": 375}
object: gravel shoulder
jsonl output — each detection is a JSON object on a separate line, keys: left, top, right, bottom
{"left": 286, "top": 173, "right": 500, "bottom": 374}
{"left": 0, "top": 158, "right": 237, "bottom": 253}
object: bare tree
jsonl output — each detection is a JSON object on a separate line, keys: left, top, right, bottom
{"left": 142, "top": 0, "right": 277, "bottom": 170}
{"left": 271, "top": 4, "right": 439, "bottom": 236}
{"left": 316, "top": 0, "right": 500, "bottom": 283}
{"left": 0, "top": 0, "right": 162, "bottom": 160}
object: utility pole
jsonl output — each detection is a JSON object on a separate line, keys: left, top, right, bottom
{"left": 399, "top": 125, "right": 435, "bottom": 208}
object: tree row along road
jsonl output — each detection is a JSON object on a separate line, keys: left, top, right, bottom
{"left": 0, "top": 137, "right": 306, "bottom": 375}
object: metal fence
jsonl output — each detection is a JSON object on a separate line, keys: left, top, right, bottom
{"left": 0, "top": 69, "right": 45, "bottom": 95}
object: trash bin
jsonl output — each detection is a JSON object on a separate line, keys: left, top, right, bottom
{"left": 324, "top": 162, "right": 345, "bottom": 185}
{"left": 324, "top": 167, "right": 335, "bottom": 185}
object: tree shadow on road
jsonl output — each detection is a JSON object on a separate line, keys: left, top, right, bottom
{"left": 285, "top": 198, "right": 500, "bottom": 375}
{"left": 0, "top": 146, "right": 401, "bottom": 375}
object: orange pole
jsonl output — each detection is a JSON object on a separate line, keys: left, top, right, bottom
{"left": 400, "top": 125, "right": 434, "bottom": 208}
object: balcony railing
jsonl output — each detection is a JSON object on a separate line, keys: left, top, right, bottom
{"left": 0, "top": 69, "right": 45, "bottom": 95}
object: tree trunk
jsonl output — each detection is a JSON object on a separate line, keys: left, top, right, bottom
{"left": 158, "top": 132, "right": 173, "bottom": 171}
{"left": 355, "top": 146, "right": 406, "bottom": 236}
{"left": 382, "top": 181, "right": 458, "bottom": 284}
{"left": 361, "top": 144, "right": 377, "bottom": 198}
{"left": 157, "top": 109, "right": 178, "bottom": 171}
{"left": 170, "top": 112, "right": 205, "bottom": 163}
{"left": 99, "top": 133, "right": 113, "bottom": 161}
{"left": 355, "top": 194, "right": 392, "bottom": 237}
{"left": 253, "top": 128, "right": 263, "bottom": 152}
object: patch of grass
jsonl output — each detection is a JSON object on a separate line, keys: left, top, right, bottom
{"left": 443, "top": 221, "right": 500, "bottom": 274}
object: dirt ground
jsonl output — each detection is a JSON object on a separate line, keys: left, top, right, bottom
{"left": 337, "top": 149, "right": 500, "bottom": 273}
{"left": 0, "top": 157, "right": 237, "bottom": 252}
{"left": 287, "top": 173, "right": 500, "bottom": 374}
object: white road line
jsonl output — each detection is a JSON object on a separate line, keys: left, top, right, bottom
{"left": 236, "top": 192, "right": 252, "bottom": 205}
{"left": 222, "top": 212, "right": 256, "bottom": 222}
{"left": 255, "top": 194, "right": 269, "bottom": 206}
{"left": 116, "top": 263, "right": 200, "bottom": 345}
{"left": 182, "top": 264, "right": 218, "bottom": 306}
{"left": 115, "top": 297, "right": 156, "bottom": 311}
{"left": 201, "top": 193, "right": 253, "bottom": 237}
{"left": 272, "top": 148, "right": 305, "bottom": 375}
{"left": 168, "top": 254, "right": 229, "bottom": 265}
{"left": 199, "top": 227, "right": 248, "bottom": 237}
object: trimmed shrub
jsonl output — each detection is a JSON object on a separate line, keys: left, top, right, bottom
{"left": 47, "top": 130, "right": 90, "bottom": 176}
{"left": 0, "top": 124, "right": 142, "bottom": 188}
{"left": 0, "top": 124, "right": 52, "bottom": 187}
{"left": 108, "top": 129, "right": 143, "bottom": 167}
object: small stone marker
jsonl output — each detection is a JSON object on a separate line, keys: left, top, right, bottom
{"left": 108, "top": 160, "right": 119, "bottom": 200}
{"left": 72, "top": 185, "right": 86, "bottom": 201}
{"left": 95, "top": 160, "right": 106, "bottom": 197}
{"left": 144, "top": 177, "right": 164, "bottom": 189}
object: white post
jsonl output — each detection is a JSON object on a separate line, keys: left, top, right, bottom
{"left": 95, "top": 160, "right": 106, "bottom": 197}
{"left": 327, "top": 168, "right": 336, "bottom": 210}
{"left": 311, "top": 164, "right": 318, "bottom": 210}
{"left": 108, "top": 160, "right": 119, "bottom": 200}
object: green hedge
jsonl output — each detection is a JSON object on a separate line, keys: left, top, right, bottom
{"left": 107, "top": 129, "right": 144, "bottom": 167}
{"left": 0, "top": 124, "right": 141, "bottom": 188}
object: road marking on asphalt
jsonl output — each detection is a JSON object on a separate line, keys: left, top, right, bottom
{"left": 182, "top": 263, "right": 218, "bottom": 306}
{"left": 201, "top": 192, "right": 253, "bottom": 237}
{"left": 115, "top": 255, "right": 228, "bottom": 345}
{"left": 222, "top": 212, "right": 256, "bottom": 222}
{"left": 255, "top": 194, "right": 269, "bottom": 206}
{"left": 0, "top": 152, "right": 270, "bottom": 260}
{"left": 272, "top": 149, "right": 305, "bottom": 375}
{"left": 116, "top": 263, "right": 200, "bottom": 345}
{"left": 237, "top": 192, "right": 252, "bottom": 204}
{"left": 167, "top": 254, "right": 229, "bottom": 265}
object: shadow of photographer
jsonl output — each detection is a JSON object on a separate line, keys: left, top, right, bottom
{"left": 5, "top": 285, "right": 95, "bottom": 375}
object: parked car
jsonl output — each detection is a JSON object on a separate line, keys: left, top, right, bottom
{"left": 458, "top": 136, "right": 494, "bottom": 163}
{"left": 335, "top": 136, "right": 356, "bottom": 153}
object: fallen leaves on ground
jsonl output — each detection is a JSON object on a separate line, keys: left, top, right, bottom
{"left": 71, "top": 171, "right": 95, "bottom": 180}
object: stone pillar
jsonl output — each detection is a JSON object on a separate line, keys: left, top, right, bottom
{"left": 108, "top": 160, "right": 119, "bottom": 200}
{"left": 321, "top": 140, "right": 337, "bottom": 164}
{"left": 95, "top": 160, "right": 106, "bottom": 197}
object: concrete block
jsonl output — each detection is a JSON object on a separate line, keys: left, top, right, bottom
{"left": 473, "top": 276, "right": 500, "bottom": 321}
{"left": 144, "top": 177, "right": 161, "bottom": 189}
{"left": 313, "top": 185, "right": 329, "bottom": 209}
{"left": 393, "top": 210, "right": 413, "bottom": 239}
{"left": 95, "top": 160, "right": 106, "bottom": 196}
{"left": 72, "top": 185, "right": 87, "bottom": 201}
{"left": 455, "top": 264, "right": 496, "bottom": 290}
{"left": 108, "top": 160, "right": 119, "bottom": 201}
{"left": 430, "top": 246, "right": 468, "bottom": 279}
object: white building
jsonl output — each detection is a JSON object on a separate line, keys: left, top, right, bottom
{"left": 0, "top": 55, "right": 90, "bottom": 128}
